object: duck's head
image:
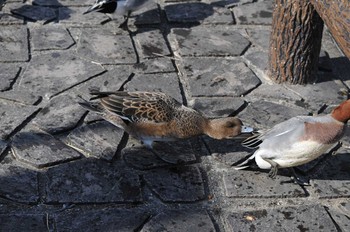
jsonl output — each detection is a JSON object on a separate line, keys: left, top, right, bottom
{"left": 331, "top": 99, "right": 350, "bottom": 123}
{"left": 84, "top": 0, "right": 117, "bottom": 14}
{"left": 205, "top": 117, "right": 254, "bottom": 140}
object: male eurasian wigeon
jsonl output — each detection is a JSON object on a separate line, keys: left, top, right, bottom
{"left": 84, "top": 0, "right": 152, "bottom": 30}
{"left": 79, "top": 90, "right": 254, "bottom": 148}
{"left": 234, "top": 99, "right": 350, "bottom": 185}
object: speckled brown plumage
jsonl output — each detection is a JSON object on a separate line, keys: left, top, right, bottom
{"left": 79, "top": 90, "right": 252, "bottom": 148}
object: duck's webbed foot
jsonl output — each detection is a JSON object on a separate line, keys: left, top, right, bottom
{"left": 264, "top": 158, "right": 279, "bottom": 179}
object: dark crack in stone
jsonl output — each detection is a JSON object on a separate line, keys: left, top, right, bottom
{"left": 19, "top": 51, "right": 105, "bottom": 98}
{"left": 225, "top": 205, "right": 337, "bottom": 231}
{"left": 0, "top": 26, "right": 28, "bottom": 62}
{"left": 77, "top": 28, "right": 136, "bottom": 64}
{"left": 66, "top": 121, "right": 124, "bottom": 161}
{"left": 54, "top": 208, "right": 150, "bottom": 232}
{"left": 12, "top": 129, "right": 82, "bottom": 168}
{"left": 0, "top": 155, "right": 39, "bottom": 203}
{"left": 141, "top": 209, "right": 215, "bottom": 232}
{"left": 144, "top": 165, "right": 205, "bottom": 202}
{"left": 170, "top": 27, "right": 250, "bottom": 56}
{"left": 31, "top": 25, "right": 75, "bottom": 51}
{"left": 0, "top": 100, "right": 38, "bottom": 140}
{"left": 0, "top": 64, "right": 21, "bottom": 91}
{"left": 0, "top": 88, "right": 41, "bottom": 105}
{"left": 44, "top": 159, "right": 142, "bottom": 203}
{"left": 32, "top": 94, "right": 87, "bottom": 134}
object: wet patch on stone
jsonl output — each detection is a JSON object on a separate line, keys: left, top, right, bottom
{"left": 134, "top": 29, "right": 171, "bottom": 59}
{"left": 144, "top": 165, "right": 206, "bottom": 202}
{"left": 44, "top": 159, "right": 142, "bottom": 203}
{"left": 66, "top": 121, "right": 124, "bottom": 161}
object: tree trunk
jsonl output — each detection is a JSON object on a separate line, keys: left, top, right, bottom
{"left": 269, "top": 0, "right": 324, "bottom": 84}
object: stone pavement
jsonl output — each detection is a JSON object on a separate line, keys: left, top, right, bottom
{"left": 0, "top": 0, "right": 349, "bottom": 231}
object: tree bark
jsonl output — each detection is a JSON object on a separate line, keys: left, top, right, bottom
{"left": 311, "top": 0, "right": 350, "bottom": 59}
{"left": 269, "top": 0, "right": 324, "bottom": 84}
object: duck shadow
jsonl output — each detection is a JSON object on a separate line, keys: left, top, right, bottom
{"left": 9, "top": 0, "right": 71, "bottom": 24}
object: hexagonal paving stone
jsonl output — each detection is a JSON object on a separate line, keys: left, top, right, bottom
{"left": 31, "top": 25, "right": 75, "bottom": 51}
{"left": 0, "top": 64, "right": 21, "bottom": 91}
{"left": 134, "top": 29, "right": 170, "bottom": 59}
{"left": 223, "top": 169, "right": 307, "bottom": 198}
{"left": 189, "top": 97, "right": 246, "bottom": 118}
{"left": 225, "top": 205, "right": 337, "bottom": 231}
{"left": 55, "top": 208, "right": 150, "bottom": 232}
{"left": 0, "top": 100, "right": 38, "bottom": 140}
{"left": 233, "top": 1, "right": 273, "bottom": 25}
{"left": 181, "top": 58, "right": 261, "bottom": 97}
{"left": 141, "top": 210, "right": 215, "bottom": 231}
{"left": 0, "top": 155, "right": 39, "bottom": 203}
{"left": 124, "top": 72, "right": 183, "bottom": 103}
{"left": 0, "top": 214, "right": 47, "bottom": 231}
{"left": 10, "top": 4, "right": 56, "bottom": 23}
{"left": 32, "top": 94, "right": 87, "bottom": 134}
{"left": 238, "top": 100, "right": 309, "bottom": 129}
{"left": 0, "top": 25, "right": 28, "bottom": 62}
{"left": 66, "top": 121, "right": 124, "bottom": 161}
{"left": 77, "top": 28, "right": 136, "bottom": 64}
{"left": 312, "top": 153, "right": 350, "bottom": 198}
{"left": 164, "top": 2, "right": 232, "bottom": 24}
{"left": 44, "top": 159, "right": 142, "bottom": 203}
{"left": 11, "top": 129, "right": 82, "bottom": 168}
{"left": 169, "top": 27, "right": 250, "bottom": 56}
{"left": 144, "top": 165, "right": 206, "bottom": 202}
{"left": 284, "top": 77, "right": 349, "bottom": 112}
{"left": 19, "top": 51, "right": 105, "bottom": 98}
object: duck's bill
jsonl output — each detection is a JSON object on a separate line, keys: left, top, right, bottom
{"left": 241, "top": 126, "right": 254, "bottom": 133}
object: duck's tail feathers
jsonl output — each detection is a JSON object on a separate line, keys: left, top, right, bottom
{"left": 232, "top": 153, "right": 257, "bottom": 170}
{"left": 241, "top": 132, "right": 262, "bottom": 149}
{"left": 78, "top": 95, "right": 104, "bottom": 113}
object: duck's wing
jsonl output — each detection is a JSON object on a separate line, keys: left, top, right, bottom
{"left": 90, "top": 91, "right": 181, "bottom": 123}
{"left": 242, "top": 116, "right": 310, "bottom": 150}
